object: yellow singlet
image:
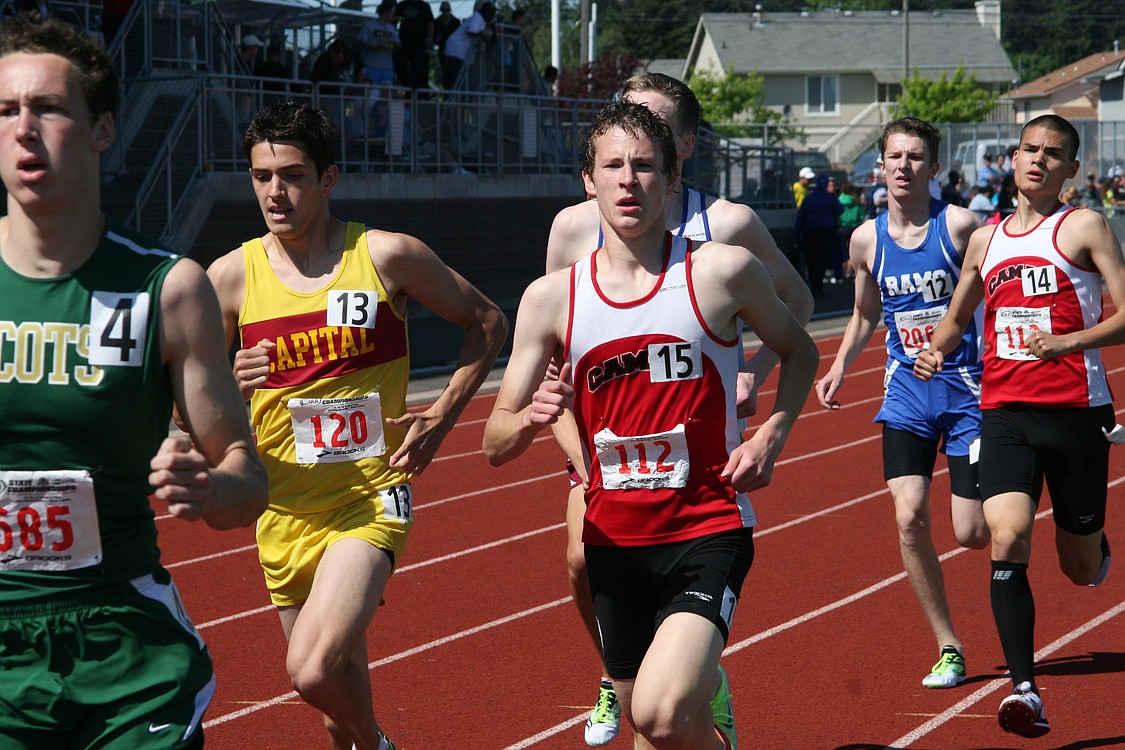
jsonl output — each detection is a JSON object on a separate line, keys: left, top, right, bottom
{"left": 239, "top": 222, "right": 411, "bottom": 516}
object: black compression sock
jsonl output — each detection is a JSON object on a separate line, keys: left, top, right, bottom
{"left": 990, "top": 560, "right": 1036, "bottom": 688}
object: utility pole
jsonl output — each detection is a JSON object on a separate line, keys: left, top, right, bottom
{"left": 903, "top": 0, "right": 909, "bottom": 82}
{"left": 551, "top": 0, "right": 560, "bottom": 71}
{"left": 579, "top": 0, "right": 589, "bottom": 70}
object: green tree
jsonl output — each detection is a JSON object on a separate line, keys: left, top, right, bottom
{"left": 688, "top": 67, "right": 800, "bottom": 144}
{"left": 894, "top": 63, "right": 998, "bottom": 123}
{"left": 1001, "top": 0, "right": 1125, "bottom": 82}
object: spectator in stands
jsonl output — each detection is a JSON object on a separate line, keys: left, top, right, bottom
{"left": 237, "top": 33, "right": 263, "bottom": 75}
{"left": 1081, "top": 171, "right": 1102, "bottom": 209}
{"left": 993, "top": 173, "right": 1017, "bottom": 221}
{"left": 967, "top": 184, "right": 995, "bottom": 222}
{"left": 310, "top": 38, "right": 362, "bottom": 144}
{"left": 254, "top": 41, "right": 290, "bottom": 87}
{"left": 358, "top": 0, "right": 399, "bottom": 87}
{"left": 433, "top": 1, "right": 459, "bottom": 77}
{"left": 543, "top": 63, "right": 558, "bottom": 94}
{"left": 977, "top": 152, "right": 1000, "bottom": 188}
{"left": 941, "top": 169, "right": 965, "bottom": 207}
{"left": 441, "top": 1, "right": 495, "bottom": 90}
{"left": 866, "top": 167, "right": 888, "bottom": 218}
{"left": 393, "top": 0, "right": 433, "bottom": 90}
{"left": 310, "top": 38, "right": 359, "bottom": 94}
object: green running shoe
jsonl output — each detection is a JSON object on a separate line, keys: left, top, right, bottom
{"left": 922, "top": 646, "right": 967, "bottom": 688}
{"left": 711, "top": 664, "right": 737, "bottom": 750}
{"left": 584, "top": 681, "right": 620, "bottom": 746}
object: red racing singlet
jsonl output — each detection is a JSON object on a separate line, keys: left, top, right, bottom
{"left": 565, "top": 234, "right": 756, "bottom": 546}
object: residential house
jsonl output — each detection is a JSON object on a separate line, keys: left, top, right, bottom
{"left": 680, "top": 2, "right": 1016, "bottom": 166}
{"left": 1002, "top": 48, "right": 1125, "bottom": 124}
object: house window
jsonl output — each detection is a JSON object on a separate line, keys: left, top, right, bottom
{"left": 806, "top": 75, "right": 838, "bottom": 115}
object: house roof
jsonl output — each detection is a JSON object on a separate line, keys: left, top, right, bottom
{"left": 645, "top": 58, "right": 687, "bottom": 79}
{"left": 687, "top": 10, "right": 1016, "bottom": 85}
{"left": 1001, "top": 50, "right": 1125, "bottom": 101}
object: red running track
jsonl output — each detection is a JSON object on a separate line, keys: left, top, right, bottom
{"left": 156, "top": 322, "right": 1125, "bottom": 750}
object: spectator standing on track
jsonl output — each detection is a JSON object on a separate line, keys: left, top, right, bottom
{"left": 483, "top": 99, "right": 818, "bottom": 750}
{"left": 914, "top": 113, "right": 1120, "bottom": 740}
{"left": 544, "top": 71, "right": 813, "bottom": 747}
{"left": 205, "top": 101, "right": 506, "bottom": 750}
{"left": 815, "top": 117, "right": 990, "bottom": 692}
{"left": 0, "top": 16, "right": 268, "bottom": 749}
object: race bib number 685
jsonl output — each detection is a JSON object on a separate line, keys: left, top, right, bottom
{"left": 0, "top": 470, "right": 102, "bottom": 571}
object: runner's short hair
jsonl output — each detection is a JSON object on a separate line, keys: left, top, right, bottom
{"left": 243, "top": 101, "right": 337, "bottom": 177}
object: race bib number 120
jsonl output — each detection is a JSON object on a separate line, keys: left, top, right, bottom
{"left": 289, "top": 393, "right": 386, "bottom": 464}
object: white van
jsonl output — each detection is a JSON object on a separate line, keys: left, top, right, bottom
{"left": 950, "top": 138, "right": 1021, "bottom": 188}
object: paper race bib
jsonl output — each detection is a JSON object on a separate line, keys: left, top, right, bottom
{"left": 648, "top": 340, "right": 702, "bottom": 383}
{"left": 594, "top": 424, "right": 689, "bottom": 490}
{"left": 1021, "top": 266, "right": 1057, "bottom": 297}
{"left": 377, "top": 483, "right": 413, "bottom": 522}
{"left": 325, "top": 290, "right": 379, "bottom": 329}
{"left": 288, "top": 393, "right": 386, "bottom": 464}
{"left": 995, "top": 306, "right": 1052, "bottom": 360}
{"left": 894, "top": 306, "right": 946, "bottom": 359}
{"left": 0, "top": 470, "right": 102, "bottom": 571}
{"left": 88, "top": 292, "right": 150, "bottom": 367}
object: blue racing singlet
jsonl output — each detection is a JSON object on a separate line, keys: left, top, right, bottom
{"left": 872, "top": 199, "right": 982, "bottom": 369}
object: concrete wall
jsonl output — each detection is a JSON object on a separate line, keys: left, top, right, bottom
{"left": 179, "top": 172, "right": 810, "bottom": 371}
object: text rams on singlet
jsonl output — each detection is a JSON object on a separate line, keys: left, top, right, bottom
{"left": 979, "top": 206, "right": 1111, "bottom": 409}
{"left": 239, "top": 222, "right": 413, "bottom": 517}
{"left": 874, "top": 199, "right": 982, "bottom": 371}
{"left": 566, "top": 234, "right": 755, "bottom": 547}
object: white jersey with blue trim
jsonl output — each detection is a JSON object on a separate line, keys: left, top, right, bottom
{"left": 872, "top": 198, "right": 982, "bottom": 369}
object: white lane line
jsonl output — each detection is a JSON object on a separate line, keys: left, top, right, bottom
{"left": 203, "top": 597, "right": 573, "bottom": 729}
{"left": 886, "top": 600, "right": 1125, "bottom": 749}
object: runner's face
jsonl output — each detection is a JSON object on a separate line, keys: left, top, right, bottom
{"left": 248, "top": 141, "right": 336, "bottom": 238}
{"left": 0, "top": 52, "right": 112, "bottom": 210}
{"left": 582, "top": 127, "right": 668, "bottom": 238}
{"left": 880, "top": 132, "right": 934, "bottom": 200}
{"left": 624, "top": 90, "right": 691, "bottom": 161}
{"left": 1013, "top": 126, "right": 1078, "bottom": 195}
